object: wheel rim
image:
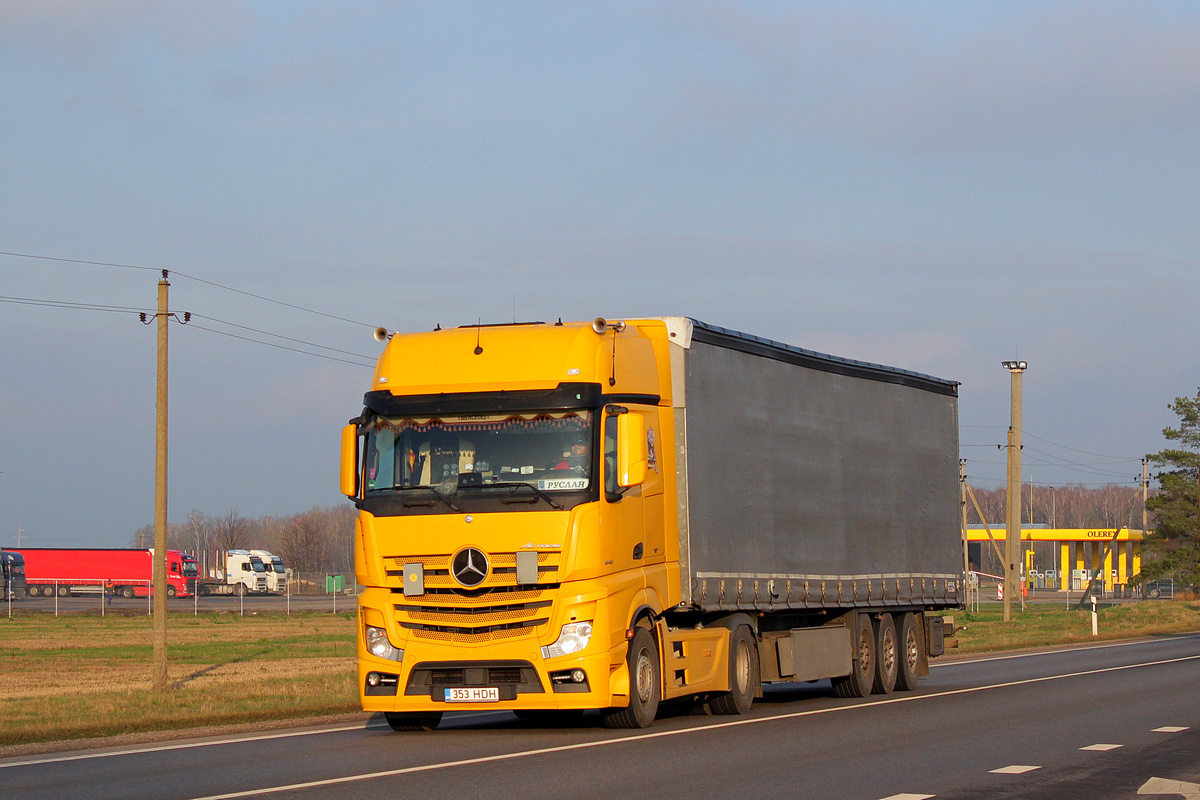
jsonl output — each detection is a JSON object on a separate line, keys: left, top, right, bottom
{"left": 858, "top": 630, "right": 872, "bottom": 676}
{"left": 881, "top": 629, "right": 896, "bottom": 676}
{"left": 734, "top": 640, "right": 751, "bottom": 694}
{"left": 635, "top": 648, "right": 654, "bottom": 704}
{"left": 904, "top": 628, "right": 919, "bottom": 672}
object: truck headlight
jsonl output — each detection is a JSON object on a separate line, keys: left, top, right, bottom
{"left": 541, "top": 621, "right": 593, "bottom": 659}
{"left": 364, "top": 625, "right": 403, "bottom": 662}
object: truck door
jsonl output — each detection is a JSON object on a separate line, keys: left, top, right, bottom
{"left": 603, "top": 406, "right": 665, "bottom": 570}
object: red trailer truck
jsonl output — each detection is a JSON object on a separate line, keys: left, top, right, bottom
{"left": 9, "top": 548, "right": 196, "bottom": 598}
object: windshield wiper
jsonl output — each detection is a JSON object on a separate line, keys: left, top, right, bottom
{"left": 485, "top": 481, "right": 563, "bottom": 510}
{"left": 389, "top": 485, "right": 461, "bottom": 512}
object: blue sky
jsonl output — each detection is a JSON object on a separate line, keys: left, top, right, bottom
{"left": 2, "top": 2, "right": 1197, "bottom": 546}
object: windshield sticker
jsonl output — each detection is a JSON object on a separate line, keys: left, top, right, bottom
{"left": 538, "top": 478, "right": 589, "bottom": 491}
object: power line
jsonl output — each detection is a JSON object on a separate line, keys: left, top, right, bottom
{"left": 0, "top": 295, "right": 153, "bottom": 314}
{"left": 187, "top": 323, "right": 374, "bottom": 367}
{"left": 0, "top": 249, "right": 377, "bottom": 328}
{"left": 1021, "top": 429, "right": 1142, "bottom": 461}
{"left": 2, "top": 291, "right": 375, "bottom": 368}
{"left": 190, "top": 313, "right": 375, "bottom": 361}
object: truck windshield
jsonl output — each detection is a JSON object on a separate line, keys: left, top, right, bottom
{"left": 363, "top": 410, "right": 593, "bottom": 511}
{"left": 181, "top": 556, "right": 198, "bottom": 578}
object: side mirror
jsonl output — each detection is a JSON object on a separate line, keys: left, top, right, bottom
{"left": 616, "top": 413, "right": 647, "bottom": 488}
{"left": 340, "top": 424, "right": 359, "bottom": 498}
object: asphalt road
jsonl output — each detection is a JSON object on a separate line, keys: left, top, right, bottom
{"left": 3, "top": 635, "right": 1198, "bottom": 800}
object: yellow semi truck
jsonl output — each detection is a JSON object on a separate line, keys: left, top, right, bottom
{"left": 341, "top": 317, "right": 961, "bottom": 730}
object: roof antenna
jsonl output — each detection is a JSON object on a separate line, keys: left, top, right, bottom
{"left": 474, "top": 318, "right": 483, "bottom": 355}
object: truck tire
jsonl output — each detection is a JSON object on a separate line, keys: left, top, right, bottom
{"left": 237, "top": 583, "right": 247, "bottom": 597}
{"left": 57, "top": 585, "right": 70, "bottom": 597}
{"left": 384, "top": 712, "right": 442, "bottom": 731}
{"left": 708, "top": 625, "right": 758, "bottom": 715}
{"left": 831, "top": 613, "right": 876, "bottom": 699}
{"left": 895, "top": 612, "right": 922, "bottom": 691}
{"left": 122, "top": 587, "right": 136, "bottom": 599}
{"left": 166, "top": 585, "right": 177, "bottom": 598}
{"left": 872, "top": 614, "right": 898, "bottom": 695}
{"left": 601, "top": 627, "right": 660, "bottom": 729}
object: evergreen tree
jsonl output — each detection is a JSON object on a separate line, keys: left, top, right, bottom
{"left": 1143, "top": 388, "right": 1200, "bottom": 584}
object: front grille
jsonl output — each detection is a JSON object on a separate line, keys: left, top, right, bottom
{"left": 385, "top": 550, "right": 561, "bottom": 641}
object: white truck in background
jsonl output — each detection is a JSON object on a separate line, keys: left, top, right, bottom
{"left": 250, "top": 550, "right": 288, "bottom": 594}
{"left": 198, "top": 549, "right": 269, "bottom": 596}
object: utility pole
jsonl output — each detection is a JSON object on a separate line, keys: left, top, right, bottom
{"left": 960, "top": 459, "right": 969, "bottom": 579}
{"left": 1002, "top": 360, "right": 1027, "bottom": 622}
{"left": 1142, "top": 458, "right": 1149, "bottom": 536}
{"left": 140, "top": 271, "right": 188, "bottom": 691}
{"left": 152, "top": 272, "right": 170, "bottom": 690}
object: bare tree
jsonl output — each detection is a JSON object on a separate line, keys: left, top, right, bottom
{"left": 213, "top": 509, "right": 250, "bottom": 551}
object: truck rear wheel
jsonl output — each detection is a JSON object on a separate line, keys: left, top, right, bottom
{"left": 601, "top": 627, "right": 660, "bottom": 729}
{"left": 708, "top": 625, "right": 757, "bottom": 715}
{"left": 831, "top": 613, "right": 876, "bottom": 699}
{"left": 872, "top": 614, "right": 898, "bottom": 694}
{"left": 122, "top": 587, "right": 135, "bottom": 599}
{"left": 895, "top": 613, "right": 922, "bottom": 691}
{"left": 384, "top": 712, "right": 442, "bottom": 731}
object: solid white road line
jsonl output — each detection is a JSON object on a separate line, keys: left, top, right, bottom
{"left": 182, "top": 652, "right": 1200, "bottom": 800}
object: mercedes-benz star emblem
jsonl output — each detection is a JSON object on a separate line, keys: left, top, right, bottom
{"left": 451, "top": 547, "right": 489, "bottom": 588}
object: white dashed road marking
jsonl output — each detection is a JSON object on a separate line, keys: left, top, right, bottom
{"left": 1152, "top": 726, "right": 1189, "bottom": 733}
{"left": 878, "top": 794, "right": 935, "bottom": 800}
{"left": 1079, "top": 743, "right": 1123, "bottom": 751}
{"left": 990, "top": 765, "right": 1041, "bottom": 774}
{"left": 1138, "top": 777, "right": 1200, "bottom": 799}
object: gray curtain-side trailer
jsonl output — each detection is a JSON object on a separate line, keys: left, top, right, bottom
{"left": 661, "top": 318, "right": 961, "bottom": 696}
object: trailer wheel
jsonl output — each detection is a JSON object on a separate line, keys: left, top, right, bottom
{"left": 831, "top": 613, "right": 876, "bottom": 698}
{"left": 872, "top": 614, "right": 898, "bottom": 695}
{"left": 122, "top": 587, "right": 136, "bottom": 599}
{"left": 384, "top": 712, "right": 442, "bottom": 732}
{"left": 601, "top": 627, "right": 660, "bottom": 729}
{"left": 895, "top": 613, "right": 922, "bottom": 691}
{"left": 57, "top": 585, "right": 70, "bottom": 597}
{"left": 709, "top": 625, "right": 758, "bottom": 715}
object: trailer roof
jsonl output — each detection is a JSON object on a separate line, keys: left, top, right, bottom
{"left": 689, "top": 319, "right": 959, "bottom": 397}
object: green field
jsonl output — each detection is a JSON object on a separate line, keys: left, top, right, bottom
{"left": 2, "top": 600, "right": 1198, "bottom": 750}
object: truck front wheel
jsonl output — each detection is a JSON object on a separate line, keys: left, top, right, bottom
{"left": 602, "top": 627, "right": 660, "bottom": 729}
{"left": 708, "top": 625, "right": 758, "bottom": 715}
{"left": 166, "top": 586, "right": 177, "bottom": 598}
{"left": 831, "top": 612, "right": 876, "bottom": 699}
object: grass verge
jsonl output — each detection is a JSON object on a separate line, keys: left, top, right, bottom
{"left": 0, "top": 610, "right": 358, "bottom": 748}
{"left": 946, "top": 598, "right": 1200, "bottom": 654}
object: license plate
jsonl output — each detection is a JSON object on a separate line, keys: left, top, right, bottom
{"left": 444, "top": 687, "right": 499, "bottom": 703}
